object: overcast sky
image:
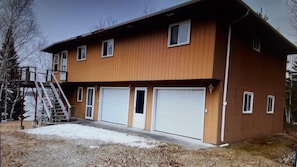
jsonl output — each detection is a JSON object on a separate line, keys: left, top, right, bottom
{"left": 33, "top": 0, "right": 296, "bottom": 45}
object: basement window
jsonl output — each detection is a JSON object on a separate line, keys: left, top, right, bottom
{"left": 242, "top": 91, "right": 254, "bottom": 114}
{"left": 252, "top": 39, "right": 261, "bottom": 52}
{"left": 168, "top": 20, "right": 191, "bottom": 47}
{"left": 77, "top": 87, "right": 83, "bottom": 102}
{"left": 267, "top": 95, "right": 275, "bottom": 114}
{"left": 77, "top": 45, "right": 87, "bottom": 61}
{"left": 53, "top": 54, "right": 59, "bottom": 72}
{"left": 102, "top": 39, "right": 114, "bottom": 57}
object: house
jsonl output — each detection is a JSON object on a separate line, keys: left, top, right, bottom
{"left": 41, "top": 0, "right": 297, "bottom": 145}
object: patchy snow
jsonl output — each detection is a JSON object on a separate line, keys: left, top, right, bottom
{"left": 24, "top": 94, "right": 43, "bottom": 121}
{"left": 25, "top": 124, "right": 156, "bottom": 148}
{"left": 24, "top": 95, "right": 36, "bottom": 121}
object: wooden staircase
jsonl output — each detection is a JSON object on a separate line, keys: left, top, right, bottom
{"left": 34, "top": 74, "right": 71, "bottom": 123}
{"left": 9, "top": 66, "right": 71, "bottom": 123}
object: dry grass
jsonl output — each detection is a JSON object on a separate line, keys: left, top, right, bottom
{"left": 1, "top": 120, "right": 296, "bottom": 166}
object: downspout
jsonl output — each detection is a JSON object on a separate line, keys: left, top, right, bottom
{"left": 221, "top": 9, "right": 249, "bottom": 143}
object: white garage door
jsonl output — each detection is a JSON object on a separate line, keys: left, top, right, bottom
{"left": 154, "top": 88, "right": 205, "bottom": 139}
{"left": 100, "top": 87, "right": 130, "bottom": 125}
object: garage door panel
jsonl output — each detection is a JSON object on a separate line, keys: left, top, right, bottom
{"left": 154, "top": 88, "right": 205, "bottom": 139}
{"left": 101, "top": 88, "right": 130, "bottom": 125}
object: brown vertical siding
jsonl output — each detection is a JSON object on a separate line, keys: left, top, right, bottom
{"left": 145, "top": 86, "right": 154, "bottom": 131}
{"left": 93, "top": 87, "right": 99, "bottom": 121}
{"left": 128, "top": 88, "right": 135, "bottom": 128}
{"left": 223, "top": 32, "right": 286, "bottom": 143}
{"left": 63, "top": 20, "right": 217, "bottom": 82}
{"left": 69, "top": 87, "right": 86, "bottom": 119}
{"left": 204, "top": 82, "right": 223, "bottom": 144}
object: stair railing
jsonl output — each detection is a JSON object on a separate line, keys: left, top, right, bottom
{"left": 50, "top": 72, "right": 71, "bottom": 120}
{"left": 49, "top": 82, "right": 69, "bottom": 121}
{"left": 34, "top": 81, "right": 53, "bottom": 120}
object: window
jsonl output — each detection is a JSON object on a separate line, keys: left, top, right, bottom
{"left": 102, "top": 39, "right": 114, "bottom": 57}
{"left": 53, "top": 54, "right": 59, "bottom": 72}
{"left": 168, "top": 20, "right": 191, "bottom": 47}
{"left": 242, "top": 91, "right": 254, "bottom": 113}
{"left": 253, "top": 39, "right": 261, "bottom": 52}
{"left": 77, "top": 87, "right": 83, "bottom": 102}
{"left": 77, "top": 45, "right": 86, "bottom": 61}
{"left": 267, "top": 95, "right": 275, "bottom": 114}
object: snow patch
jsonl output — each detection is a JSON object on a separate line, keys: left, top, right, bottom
{"left": 25, "top": 124, "right": 156, "bottom": 148}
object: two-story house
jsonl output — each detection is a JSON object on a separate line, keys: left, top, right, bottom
{"left": 42, "top": 0, "right": 297, "bottom": 145}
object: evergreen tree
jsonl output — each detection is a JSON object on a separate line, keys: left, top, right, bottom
{"left": 0, "top": 26, "right": 21, "bottom": 120}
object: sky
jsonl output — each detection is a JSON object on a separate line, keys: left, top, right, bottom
{"left": 33, "top": 0, "right": 296, "bottom": 45}
{"left": 34, "top": 0, "right": 189, "bottom": 44}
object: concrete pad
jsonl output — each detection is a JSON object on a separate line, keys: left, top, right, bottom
{"left": 69, "top": 119, "right": 214, "bottom": 150}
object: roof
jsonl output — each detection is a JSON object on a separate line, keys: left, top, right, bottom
{"left": 42, "top": 0, "right": 297, "bottom": 55}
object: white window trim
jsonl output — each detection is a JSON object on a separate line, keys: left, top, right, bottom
{"left": 77, "top": 87, "right": 83, "bottom": 102}
{"left": 266, "top": 95, "right": 275, "bottom": 114}
{"left": 53, "top": 54, "right": 59, "bottom": 73}
{"left": 168, "top": 20, "right": 191, "bottom": 47}
{"left": 60, "top": 50, "right": 68, "bottom": 71}
{"left": 252, "top": 39, "right": 261, "bottom": 52}
{"left": 242, "top": 91, "right": 254, "bottom": 114}
{"left": 77, "top": 45, "right": 87, "bottom": 61}
{"left": 101, "top": 39, "right": 114, "bottom": 58}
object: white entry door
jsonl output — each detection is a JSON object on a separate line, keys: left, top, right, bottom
{"left": 133, "top": 87, "right": 147, "bottom": 129}
{"left": 60, "top": 51, "right": 67, "bottom": 81}
{"left": 86, "top": 87, "right": 95, "bottom": 120}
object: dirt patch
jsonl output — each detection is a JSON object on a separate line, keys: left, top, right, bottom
{"left": 1, "top": 121, "right": 296, "bottom": 167}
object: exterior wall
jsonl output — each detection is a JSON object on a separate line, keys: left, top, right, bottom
{"left": 66, "top": 81, "right": 220, "bottom": 144}
{"left": 59, "top": 20, "right": 217, "bottom": 82}
{"left": 203, "top": 82, "right": 223, "bottom": 144}
{"left": 223, "top": 28, "right": 286, "bottom": 143}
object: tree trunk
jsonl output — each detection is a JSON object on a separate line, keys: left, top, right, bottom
{"left": 285, "top": 108, "right": 292, "bottom": 124}
{"left": 9, "top": 84, "right": 20, "bottom": 119}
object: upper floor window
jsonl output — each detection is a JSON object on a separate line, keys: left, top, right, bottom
{"left": 53, "top": 54, "right": 59, "bottom": 72}
{"left": 253, "top": 39, "right": 261, "bottom": 52}
{"left": 267, "top": 95, "right": 275, "bottom": 114}
{"left": 77, "top": 87, "right": 83, "bottom": 102}
{"left": 242, "top": 91, "right": 254, "bottom": 114}
{"left": 77, "top": 45, "right": 86, "bottom": 61}
{"left": 102, "top": 39, "right": 114, "bottom": 57}
{"left": 168, "top": 20, "right": 191, "bottom": 47}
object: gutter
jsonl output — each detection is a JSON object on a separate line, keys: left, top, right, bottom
{"left": 220, "top": 9, "right": 249, "bottom": 143}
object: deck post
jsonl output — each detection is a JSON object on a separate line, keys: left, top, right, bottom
{"left": 25, "top": 66, "right": 30, "bottom": 84}
{"left": 19, "top": 87, "right": 25, "bottom": 129}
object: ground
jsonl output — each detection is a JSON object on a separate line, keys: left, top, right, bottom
{"left": 1, "top": 121, "right": 296, "bottom": 167}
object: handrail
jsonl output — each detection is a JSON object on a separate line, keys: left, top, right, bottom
{"left": 34, "top": 81, "right": 52, "bottom": 119}
{"left": 50, "top": 72, "right": 71, "bottom": 110}
{"left": 40, "top": 82, "right": 54, "bottom": 109}
{"left": 49, "top": 82, "right": 69, "bottom": 121}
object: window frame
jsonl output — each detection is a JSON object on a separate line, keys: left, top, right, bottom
{"left": 53, "top": 54, "right": 59, "bottom": 73}
{"left": 266, "top": 95, "right": 275, "bottom": 114}
{"left": 242, "top": 91, "right": 254, "bottom": 114}
{"left": 168, "top": 20, "right": 191, "bottom": 47}
{"left": 252, "top": 39, "right": 261, "bottom": 52}
{"left": 101, "top": 39, "right": 114, "bottom": 58}
{"left": 77, "top": 45, "right": 87, "bottom": 61}
{"left": 77, "top": 87, "right": 83, "bottom": 102}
